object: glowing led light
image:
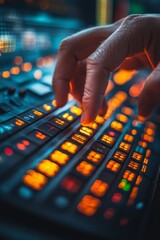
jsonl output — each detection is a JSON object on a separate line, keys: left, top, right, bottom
{"left": 23, "top": 170, "right": 47, "bottom": 190}
{"left": 10, "top": 66, "right": 20, "bottom": 75}
{"left": 42, "top": 104, "right": 52, "bottom": 112}
{"left": 124, "top": 134, "right": 134, "bottom": 143}
{"left": 34, "top": 69, "right": 42, "bottom": 80}
{"left": 90, "top": 180, "right": 109, "bottom": 197}
{"left": 110, "top": 121, "right": 123, "bottom": 132}
{"left": 76, "top": 161, "right": 95, "bottom": 177}
{"left": 14, "top": 56, "right": 23, "bottom": 65}
{"left": 87, "top": 151, "right": 104, "bottom": 163}
{"left": 113, "top": 69, "right": 137, "bottom": 85}
{"left": 106, "top": 160, "right": 121, "bottom": 173}
{"left": 2, "top": 71, "right": 10, "bottom": 78}
{"left": 112, "top": 192, "right": 122, "bottom": 203}
{"left": 37, "top": 159, "right": 60, "bottom": 177}
{"left": 4, "top": 147, "right": 14, "bottom": 157}
{"left": 61, "top": 141, "right": 79, "bottom": 154}
{"left": 77, "top": 195, "right": 101, "bottom": 216}
{"left": 21, "top": 62, "right": 32, "bottom": 72}
{"left": 113, "top": 151, "right": 127, "bottom": 162}
{"left": 116, "top": 113, "right": 128, "bottom": 123}
{"left": 70, "top": 106, "right": 82, "bottom": 116}
{"left": 50, "top": 150, "right": 70, "bottom": 165}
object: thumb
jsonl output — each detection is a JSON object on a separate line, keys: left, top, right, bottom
{"left": 138, "top": 62, "right": 160, "bottom": 119}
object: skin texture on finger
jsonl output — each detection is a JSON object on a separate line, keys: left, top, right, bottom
{"left": 53, "top": 20, "right": 124, "bottom": 108}
{"left": 138, "top": 62, "right": 160, "bottom": 119}
{"left": 82, "top": 14, "right": 160, "bottom": 124}
{"left": 81, "top": 15, "right": 149, "bottom": 124}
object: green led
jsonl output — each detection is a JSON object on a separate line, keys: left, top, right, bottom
{"left": 123, "top": 183, "right": 131, "bottom": 192}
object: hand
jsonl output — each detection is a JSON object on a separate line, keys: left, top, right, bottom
{"left": 53, "top": 14, "right": 160, "bottom": 125}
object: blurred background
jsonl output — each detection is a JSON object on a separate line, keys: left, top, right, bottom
{"left": 0, "top": 0, "right": 160, "bottom": 79}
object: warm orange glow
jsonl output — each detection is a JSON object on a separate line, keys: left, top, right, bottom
{"left": 132, "top": 152, "right": 143, "bottom": 161}
{"left": 143, "top": 158, "right": 149, "bottom": 164}
{"left": 70, "top": 106, "right": 82, "bottom": 116}
{"left": 106, "top": 160, "right": 121, "bottom": 173}
{"left": 119, "top": 142, "right": 131, "bottom": 153}
{"left": 62, "top": 112, "right": 74, "bottom": 121}
{"left": 87, "top": 151, "right": 103, "bottom": 163}
{"left": 142, "top": 134, "right": 154, "bottom": 143}
{"left": 116, "top": 113, "right": 128, "bottom": 123}
{"left": 76, "top": 161, "right": 95, "bottom": 177}
{"left": 23, "top": 169, "right": 47, "bottom": 190}
{"left": 127, "top": 187, "right": 138, "bottom": 206}
{"left": 89, "top": 122, "right": 99, "bottom": 130}
{"left": 50, "top": 150, "right": 70, "bottom": 165}
{"left": 105, "top": 79, "right": 114, "bottom": 95}
{"left": 113, "top": 69, "right": 137, "bottom": 85}
{"left": 15, "top": 119, "right": 25, "bottom": 127}
{"left": 124, "top": 134, "right": 134, "bottom": 143}
{"left": 110, "top": 121, "right": 123, "bottom": 132}
{"left": 131, "top": 129, "right": 137, "bottom": 135}
{"left": 21, "top": 62, "right": 32, "bottom": 72}
{"left": 90, "top": 180, "right": 109, "bottom": 197}
{"left": 113, "top": 151, "right": 127, "bottom": 162}
{"left": 138, "top": 141, "right": 147, "bottom": 148}
{"left": 33, "top": 109, "right": 43, "bottom": 117}
{"left": 77, "top": 195, "right": 101, "bottom": 216}
{"left": 128, "top": 161, "right": 139, "bottom": 171}
{"left": 43, "top": 104, "right": 52, "bottom": 112}
{"left": 145, "top": 149, "right": 151, "bottom": 158}
{"left": 37, "top": 159, "right": 60, "bottom": 177}
{"left": 71, "top": 133, "right": 87, "bottom": 145}
{"left": 129, "top": 81, "right": 144, "bottom": 98}
{"left": 10, "top": 66, "right": 20, "bottom": 75}
{"left": 123, "top": 170, "right": 135, "bottom": 182}
{"left": 61, "top": 141, "right": 79, "bottom": 154}
{"left": 100, "top": 134, "right": 115, "bottom": 146}
{"left": 95, "top": 115, "right": 105, "bottom": 124}
{"left": 35, "top": 131, "right": 47, "bottom": 140}
{"left": 141, "top": 164, "right": 147, "bottom": 173}
{"left": 79, "top": 126, "right": 94, "bottom": 137}
{"left": 145, "top": 127, "right": 155, "bottom": 136}
{"left": 135, "top": 175, "right": 143, "bottom": 185}
{"left": 121, "top": 106, "right": 133, "bottom": 116}
{"left": 2, "top": 71, "right": 10, "bottom": 78}
{"left": 52, "top": 100, "right": 57, "bottom": 107}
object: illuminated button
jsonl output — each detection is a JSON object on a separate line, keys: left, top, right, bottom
{"left": 90, "top": 180, "right": 109, "bottom": 197}
{"left": 91, "top": 141, "right": 110, "bottom": 155}
{"left": 141, "top": 164, "right": 147, "bottom": 173}
{"left": 12, "top": 138, "right": 37, "bottom": 155}
{"left": 118, "top": 179, "right": 131, "bottom": 191}
{"left": 143, "top": 158, "right": 149, "bottom": 164}
{"left": 23, "top": 170, "right": 47, "bottom": 190}
{"left": 60, "top": 112, "right": 75, "bottom": 122}
{"left": 130, "top": 129, "right": 137, "bottom": 136}
{"left": 142, "top": 133, "right": 154, "bottom": 143}
{"left": 121, "top": 106, "right": 133, "bottom": 116}
{"left": 77, "top": 195, "right": 101, "bottom": 216}
{"left": 38, "top": 102, "right": 55, "bottom": 114}
{"left": 116, "top": 113, "right": 128, "bottom": 123}
{"left": 76, "top": 161, "right": 95, "bottom": 177}
{"left": 119, "top": 142, "right": 131, "bottom": 153}
{"left": 127, "top": 186, "right": 138, "bottom": 206}
{"left": 145, "top": 149, "right": 151, "bottom": 158}
{"left": 112, "top": 192, "right": 123, "bottom": 203}
{"left": 70, "top": 133, "right": 88, "bottom": 145}
{"left": 18, "top": 186, "right": 33, "bottom": 199}
{"left": 60, "top": 141, "right": 79, "bottom": 154}
{"left": 61, "top": 175, "right": 82, "bottom": 193}
{"left": 49, "top": 117, "right": 69, "bottom": 129}
{"left": 132, "top": 152, "right": 143, "bottom": 162}
{"left": 50, "top": 150, "right": 70, "bottom": 165}
{"left": 78, "top": 126, "right": 94, "bottom": 137}
{"left": 106, "top": 160, "right": 121, "bottom": 173}
{"left": 94, "top": 115, "right": 105, "bottom": 124}
{"left": 70, "top": 106, "right": 82, "bottom": 116}
{"left": 138, "top": 141, "right": 147, "bottom": 148}
{"left": 88, "top": 122, "right": 99, "bottom": 130}
{"left": 37, "top": 159, "right": 60, "bottom": 177}
{"left": 18, "top": 109, "right": 44, "bottom": 124}
{"left": 145, "top": 127, "right": 155, "bottom": 136}
{"left": 123, "top": 134, "right": 134, "bottom": 143}
{"left": 123, "top": 170, "right": 136, "bottom": 182}
{"left": 99, "top": 134, "right": 115, "bottom": 147}
{"left": 135, "top": 175, "right": 143, "bottom": 185}
{"left": 128, "top": 160, "right": 140, "bottom": 171}
{"left": 37, "top": 122, "right": 60, "bottom": 137}
{"left": 146, "top": 121, "right": 156, "bottom": 129}
{"left": 86, "top": 150, "right": 104, "bottom": 164}
{"left": 27, "top": 130, "right": 50, "bottom": 145}
{"left": 113, "top": 150, "right": 127, "bottom": 162}
{"left": 0, "top": 117, "right": 28, "bottom": 139}
{"left": 110, "top": 121, "right": 123, "bottom": 132}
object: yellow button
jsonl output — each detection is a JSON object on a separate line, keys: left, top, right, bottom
{"left": 90, "top": 180, "right": 109, "bottom": 197}
{"left": 61, "top": 141, "right": 79, "bottom": 154}
{"left": 23, "top": 170, "right": 47, "bottom": 190}
{"left": 70, "top": 106, "right": 82, "bottom": 116}
{"left": 37, "top": 159, "right": 60, "bottom": 177}
{"left": 76, "top": 161, "right": 95, "bottom": 177}
{"left": 50, "top": 150, "right": 70, "bottom": 165}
